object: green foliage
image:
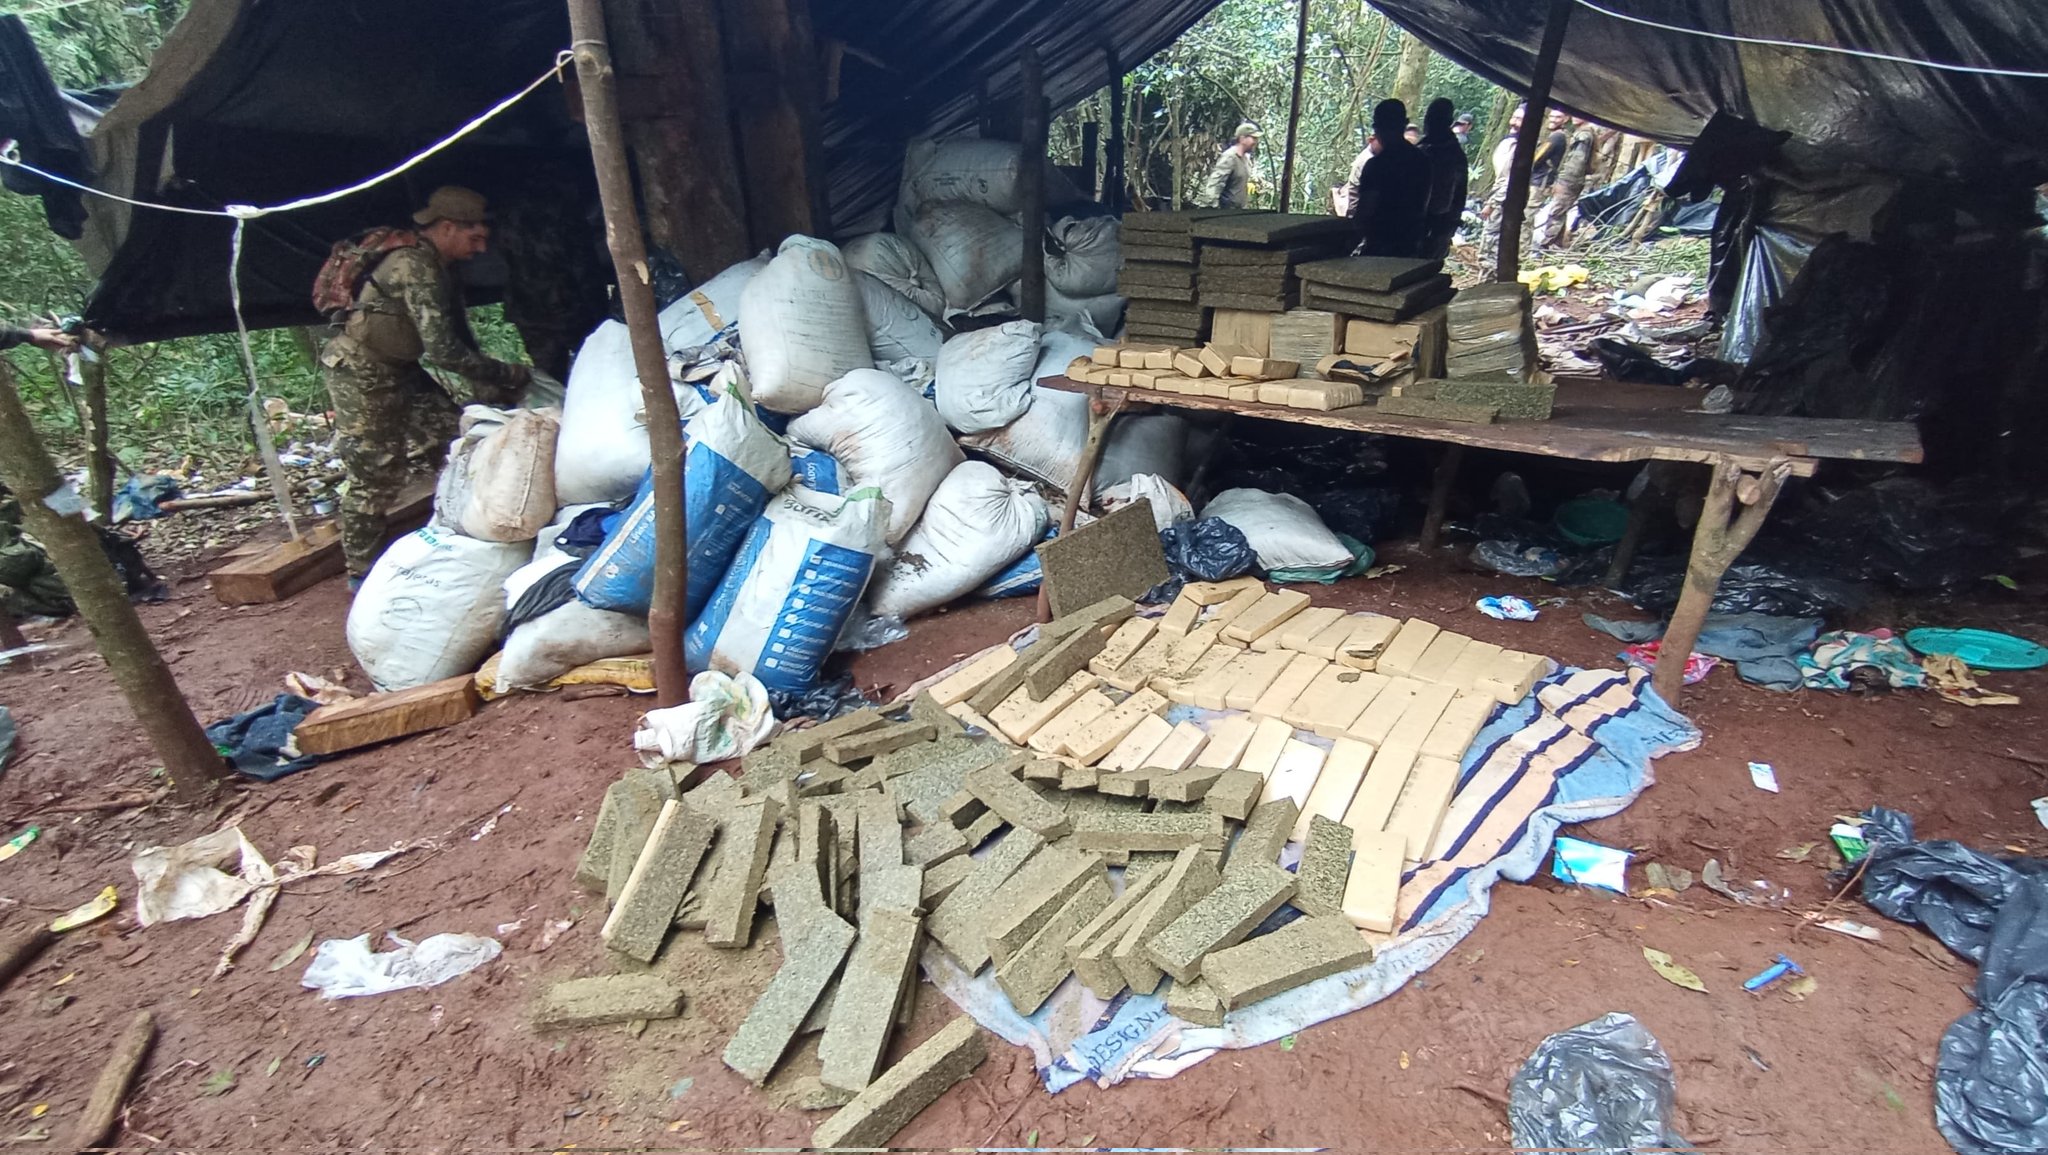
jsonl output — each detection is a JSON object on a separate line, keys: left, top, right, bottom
{"left": 1054, "top": 0, "right": 1507, "bottom": 213}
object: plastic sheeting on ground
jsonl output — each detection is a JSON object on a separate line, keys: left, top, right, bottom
{"left": 918, "top": 657, "right": 1698, "bottom": 1088}
{"left": 1584, "top": 611, "right": 1821, "bottom": 691}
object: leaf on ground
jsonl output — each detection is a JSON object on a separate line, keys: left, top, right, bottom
{"left": 1278, "top": 1034, "right": 1296, "bottom": 1051}
{"left": 1025, "top": 1129, "right": 1038, "bottom": 1148}
{"left": 1993, "top": 574, "right": 2019, "bottom": 591}
{"left": 267, "top": 932, "right": 313, "bottom": 972}
{"left": 1776, "top": 843, "right": 1817, "bottom": 862}
{"left": 1881, "top": 1085, "right": 1906, "bottom": 1112}
{"left": 1642, "top": 947, "right": 1708, "bottom": 993}
{"left": 199, "top": 1068, "right": 236, "bottom": 1097}
{"left": 265, "top": 1057, "right": 282, "bottom": 1078}
{"left": 1783, "top": 974, "right": 1818, "bottom": 1000}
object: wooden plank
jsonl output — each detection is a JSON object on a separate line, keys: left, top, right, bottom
{"left": 1037, "top": 377, "right": 1920, "bottom": 470}
{"left": 294, "top": 675, "right": 480, "bottom": 755}
{"left": 209, "top": 522, "right": 346, "bottom": 605}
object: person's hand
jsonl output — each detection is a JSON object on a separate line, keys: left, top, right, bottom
{"left": 27, "top": 327, "right": 76, "bottom": 353}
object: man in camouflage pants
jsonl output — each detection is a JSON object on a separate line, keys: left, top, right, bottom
{"left": 319, "top": 186, "right": 531, "bottom": 582}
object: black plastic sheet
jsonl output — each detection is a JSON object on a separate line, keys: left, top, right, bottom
{"left": 1860, "top": 807, "right": 2048, "bottom": 1155}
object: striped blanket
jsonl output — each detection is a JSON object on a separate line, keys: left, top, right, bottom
{"left": 922, "top": 663, "right": 1699, "bottom": 1090}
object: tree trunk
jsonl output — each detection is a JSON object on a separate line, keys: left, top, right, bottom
{"left": 1390, "top": 32, "right": 1431, "bottom": 119}
{"left": 1169, "top": 87, "right": 1183, "bottom": 210}
{"left": 569, "top": 0, "right": 692, "bottom": 708}
{"left": 0, "top": 363, "right": 225, "bottom": 802}
{"left": 79, "top": 341, "right": 114, "bottom": 525}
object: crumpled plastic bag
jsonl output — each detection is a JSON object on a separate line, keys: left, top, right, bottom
{"left": 300, "top": 931, "right": 503, "bottom": 999}
{"left": 1508, "top": 1012, "right": 1684, "bottom": 1152}
{"left": 633, "top": 670, "right": 775, "bottom": 766}
{"left": 133, "top": 826, "right": 264, "bottom": 926}
{"left": 1100, "top": 475, "right": 1193, "bottom": 531}
{"left": 1858, "top": 806, "right": 2048, "bottom": 1155}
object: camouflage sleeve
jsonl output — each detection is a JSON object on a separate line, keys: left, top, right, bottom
{"left": 1200, "top": 151, "right": 1236, "bottom": 208}
{"left": 0, "top": 326, "right": 30, "bottom": 351}
{"left": 384, "top": 248, "right": 528, "bottom": 404}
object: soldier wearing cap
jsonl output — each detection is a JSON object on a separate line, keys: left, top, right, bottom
{"left": 1201, "top": 122, "right": 1260, "bottom": 209}
{"left": 319, "top": 185, "right": 532, "bottom": 582}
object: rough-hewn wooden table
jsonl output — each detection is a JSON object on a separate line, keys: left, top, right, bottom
{"left": 1039, "top": 375, "right": 1924, "bottom": 701}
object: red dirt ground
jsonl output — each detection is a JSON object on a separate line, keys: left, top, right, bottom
{"left": 1, "top": 531, "right": 2042, "bottom": 1150}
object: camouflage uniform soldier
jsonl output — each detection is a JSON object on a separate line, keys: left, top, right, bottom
{"left": 318, "top": 186, "right": 530, "bottom": 580}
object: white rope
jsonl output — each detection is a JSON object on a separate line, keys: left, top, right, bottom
{"left": 1568, "top": 0, "right": 2048, "bottom": 80}
{"left": 0, "top": 54, "right": 571, "bottom": 219}
{"left": 0, "top": 53, "right": 570, "bottom": 539}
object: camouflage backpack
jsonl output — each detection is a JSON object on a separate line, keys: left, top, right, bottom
{"left": 311, "top": 227, "right": 425, "bottom": 321}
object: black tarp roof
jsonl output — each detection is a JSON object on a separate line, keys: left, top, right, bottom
{"left": 44, "top": 0, "right": 2048, "bottom": 340}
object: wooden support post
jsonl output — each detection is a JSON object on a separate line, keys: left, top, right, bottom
{"left": 0, "top": 363, "right": 226, "bottom": 802}
{"left": 1105, "top": 49, "right": 1124, "bottom": 213}
{"left": 716, "top": 0, "right": 829, "bottom": 247}
{"left": 1081, "top": 121, "right": 1100, "bottom": 198}
{"left": 599, "top": 0, "right": 752, "bottom": 275}
{"left": 1018, "top": 44, "right": 1047, "bottom": 324}
{"left": 570, "top": 0, "right": 691, "bottom": 707}
{"left": 79, "top": 338, "right": 113, "bottom": 525}
{"left": 1419, "top": 444, "right": 1464, "bottom": 549}
{"left": 1652, "top": 459, "right": 1790, "bottom": 702}
{"left": 1495, "top": 0, "right": 1572, "bottom": 285}
{"left": 1603, "top": 460, "right": 1679, "bottom": 587}
{"left": 1277, "top": 0, "right": 1311, "bottom": 211}
{"left": 1036, "top": 387, "right": 1124, "bottom": 621}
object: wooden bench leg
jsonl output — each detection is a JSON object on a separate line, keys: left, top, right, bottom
{"left": 1651, "top": 459, "right": 1792, "bottom": 702}
{"left": 1604, "top": 461, "right": 1682, "bottom": 587}
{"left": 1419, "top": 444, "right": 1465, "bottom": 550}
{"left": 1036, "top": 387, "right": 1123, "bottom": 622}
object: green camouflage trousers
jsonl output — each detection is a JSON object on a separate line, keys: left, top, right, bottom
{"left": 320, "top": 338, "right": 462, "bottom": 578}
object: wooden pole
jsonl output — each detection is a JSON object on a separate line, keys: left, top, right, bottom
{"left": 569, "top": 0, "right": 691, "bottom": 708}
{"left": 1495, "top": 0, "right": 1571, "bottom": 284}
{"left": 1652, "top": 460, "right": 1789, "bottom": 702}
{"left": 0, "top": 925, "right": 54, "bottom": 993}
{"left": 1278, "top": 0, "right": 1311, "bottom": 211}
{"left": 1081, "top": 121, "right": 1099, "bottom": 198}
{"left": 1018, "top": 45, "right": 1047, "bottom": 324}
{"left": 0, "top": 363, "right": 225, "bottom": 801}
{"left": 65, "top": 1010, "right": 155, "bottom": 1153}
{"left": 1105, "top": 48, "right": 1124, "bottom": 213}
{"left": 78, "top": 341, "right": 114, "bottom": 525}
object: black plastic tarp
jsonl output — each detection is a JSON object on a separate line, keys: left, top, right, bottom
{"left": 1370, "top": 0, "right": 2048, "bottom": 183}
{"left": 55, "top": 0, "right": 1224, "bottom": 340}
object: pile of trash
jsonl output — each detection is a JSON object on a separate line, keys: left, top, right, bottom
{"left": 344, "top": 139, "right": 1395, "bottom": 698}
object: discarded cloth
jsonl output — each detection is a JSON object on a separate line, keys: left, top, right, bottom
{"left": 557, "top": 505, "right": 618, "bottom": 554}
{"left": 204, "top": 693, "right": 322, "bottom": 780}
{"left": 503, "top": 560, "right": 580, "bottom": 633}
{"left": 929, "top": 663, "right": 1698, "bottom": 1089}
{"left": 1619, "top": 640, "right": 1719, "bottom": 684}
{"left": 633, "top": 670, "right": 774, "bottom": 766}
{"left": 301, "top": 932, "right": 502, "bottom": 999}
{"left": 1585, "top": 611, "right": 1820, "bottom": 690}
{"left": 1799, "top": 628, "right": 1927, "bottom": 691}
{"left": 112, "top": 473, "right": 181, "bottom": 522}
{"left": 1860, "top": 808, "right": 2048, "bottom": 1155}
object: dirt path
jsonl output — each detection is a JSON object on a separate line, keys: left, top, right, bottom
{"left": 0, "top": 537, "right": 2040, "bottom": 1149}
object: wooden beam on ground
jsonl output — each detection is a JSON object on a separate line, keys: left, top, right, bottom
{"left": 208, "top": 481, "right": 429, "bottom": 605}
{"left": 293, "top": 675, "right": 481, "bottom": 756}
{"left": 1495, "top": 0, "right": 1572, "bottom": 285}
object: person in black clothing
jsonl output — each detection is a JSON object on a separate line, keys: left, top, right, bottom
{"left": 1530, "top": 109, "right": 1569, "bottom": 192}
{"left": 0, "top": 324, "right": 75, "bottom": 353}
{"left": 1347, "top": 99, "right": 1431, "bottom": 258}
{"left": 1416, "top": 98, "right": 1469, "bottom": 260}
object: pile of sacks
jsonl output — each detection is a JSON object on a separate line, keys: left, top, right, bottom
{"left": 345, "top": 152, "right": 1196, "bottom": 699}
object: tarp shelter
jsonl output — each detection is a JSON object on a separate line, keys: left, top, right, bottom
{"left": 48, "top": 0, "right": 1223, "bottom": 341}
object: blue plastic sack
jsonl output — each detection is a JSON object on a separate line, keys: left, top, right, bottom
{"left": 976, "top": 523, "right": 1057, "bottom": 599}
{"left": 788, "top": 445, "right": 842, "bottom": 494}
{"left": 572, "top": 391, "right": 793, "bottom": 619}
